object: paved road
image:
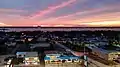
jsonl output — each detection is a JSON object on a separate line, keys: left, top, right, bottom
{"left": 55, "top": 42, "right": 72, "bottom": 52}
{"left": 11, "top": 44, "right": 20, "bottom": 54}
{"left": 55, "top": 42, "right": 85, "bottom": 56}
{"left": 45, "top": 63, "right": 81, "bottom": 67}
{"left": 88, "top": 58, "right": 120, "bottom": 67}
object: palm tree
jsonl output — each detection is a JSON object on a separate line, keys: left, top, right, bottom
{"left": 9, "top": 57, "right": 19, "bottom": 67}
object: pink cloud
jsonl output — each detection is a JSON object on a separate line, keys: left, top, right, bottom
{"left": 0, "top": 2, "right": 119, "bottom": 27}
{"left": 40, "top": 3, "right": 120, "bottom": 23}
{"left": 30, "top": 0, "right": 77, "bottom": 19}
{"left": 36, "top": 11, "right": 120, "bottom": 27}
{"left": 0, "top": 14, "right": 39, "bottom": 26}
{"left": 0, "top": 8, "right": 27, "bottom": 13}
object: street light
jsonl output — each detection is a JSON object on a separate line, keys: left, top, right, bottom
{"left": 83, "top": 43, "right": 88, "bottom": 67}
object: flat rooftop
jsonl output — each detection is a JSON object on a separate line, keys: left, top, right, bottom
{"left": 16, "top": 52, "right": 38, "bottom": 57}
{"left": 90, "top": 45, "right": 120, "bottom": 54}
{"left": 45, "top": 51, "right": 75, "bottom": 56}
{"left": 30, "top": 43, "right": 50, "bottom": 48}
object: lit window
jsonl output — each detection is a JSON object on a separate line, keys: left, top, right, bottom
{"left": 25, "top": 58, "right": 29, "bottom": 60}
{"left": 34, "top": 57, "right": 38, "bottom": 60}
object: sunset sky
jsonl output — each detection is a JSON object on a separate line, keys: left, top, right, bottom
{"left": 0, "top": 0, "right": 120, "bottom": 27}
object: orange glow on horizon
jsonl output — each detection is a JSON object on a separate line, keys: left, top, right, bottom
{"left": 78, "top": 21, "right": 120, "bottom": 27}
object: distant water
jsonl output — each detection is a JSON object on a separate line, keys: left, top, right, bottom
{"left": 0, "top": 27, "right": 120, "bottom": 32}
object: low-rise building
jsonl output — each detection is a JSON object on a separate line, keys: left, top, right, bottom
{"left": 16, "top": 52, "right": 39, "bottom": 65}
{"left": 88, "top": 45, "right": 120, "bottom": 61}
{"left": 44, "top": 51, "right": 81, "bottom": 64}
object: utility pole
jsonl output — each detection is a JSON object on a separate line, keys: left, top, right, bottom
{"left": 83, "top": 43, "right": 88, "bottom": 67}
